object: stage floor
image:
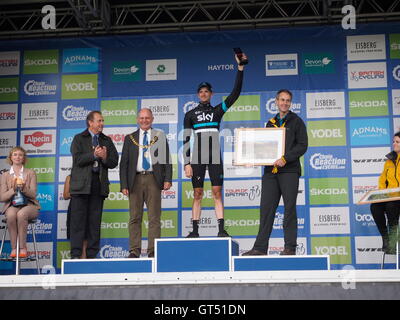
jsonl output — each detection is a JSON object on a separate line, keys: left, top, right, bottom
{"left": 0, "top": 269, "right": 399, "bottom": 300}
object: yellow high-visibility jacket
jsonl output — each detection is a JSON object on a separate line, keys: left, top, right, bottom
{"left": 378, "top": 151, "right": 400, "bottom": 189}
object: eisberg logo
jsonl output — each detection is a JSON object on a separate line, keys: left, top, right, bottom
{"left": 24, "top": 80, "right": 56, "bottom": 96}
{"left": 310, "top": 153, "right": 346, "bottom": 170}
{"left": 62, "top": 105, "right": 90, "bottom": 121}
{"left": 24, "top": 131, "right": 52, "bottom": 147}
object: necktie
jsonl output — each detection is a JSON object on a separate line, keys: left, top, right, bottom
{"left": 93, "top": 134, "right": 99, "bottom": 172}
{"left": 93, "top": 134, "right": 99, "bottom": 147}
{"left": 142, "top": 131, "right": 150, "bottom": 170}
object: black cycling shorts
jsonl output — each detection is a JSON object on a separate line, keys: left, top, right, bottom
{"left": 191, "top": 164, "right": 223, "bottom": 188}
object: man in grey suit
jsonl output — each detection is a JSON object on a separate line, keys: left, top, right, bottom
{"left": 120, "top": 108, "right": 172, "bottom": 258}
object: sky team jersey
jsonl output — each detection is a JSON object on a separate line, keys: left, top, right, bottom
{"left": 183, "top": 70, "right": 243, "bottom": 165}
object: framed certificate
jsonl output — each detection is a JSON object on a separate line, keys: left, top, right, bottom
{"left": 233, "top": 128, "right": 286, "bottom": 166}
{"left": 357, "top": 187, "right": 400, "bottom": 204}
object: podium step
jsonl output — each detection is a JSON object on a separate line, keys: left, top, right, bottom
{"left": 233, "top": 255, "right": 330, "bottom": 271}
{"left": 62, "top": 258, "right": 153, "bottom": 274}
{"left": 155, "top": 238, "right": 238, "bottom": 272}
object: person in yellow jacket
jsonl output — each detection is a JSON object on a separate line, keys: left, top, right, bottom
{"left": 370, "top": 132, "right": 400, "bottom": 254}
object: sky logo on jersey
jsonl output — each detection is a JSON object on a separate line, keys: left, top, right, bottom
{"left": 112, "top": 60, "right": 141, "bottom": 82}
{"left": 350, "top": 118, "right": 390, "bottom": 146}
{"left": 62, "top": 48, "right": 99, "bottom": 73}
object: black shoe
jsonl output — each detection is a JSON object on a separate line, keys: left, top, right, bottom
{"left": 280, "top": 248, "right": 296, "bottom": 256}
{"left": 128, "top": 252, "right": 139, "bottom": 258}
{"left": 186, "top": 231, "right": 199, "bottom": 238}
{"left": 148, "top": 252, "right": 154, "bottom": 258}
{"left": 217, "top": 230, "right": 231, "bottom": 237}
{"left": 242, "top": 249, "right": 266, "bottom": 256}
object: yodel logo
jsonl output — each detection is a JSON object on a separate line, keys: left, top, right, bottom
{"left": 62, "top": 105, "right": 90, "bottom": 121}
{"left": 24, "top": 131, "right": 52, "bottom": 147}
{"left": 310, "top": 153, "right": 346, "bottom": 170}
{"left": 65, "top": 82, "right": 94, "bottom": 92}
{"left": 315, "top": 246, "right": 348, "bottom": 255}
{"left": 310, "top": 128, "right": 343, "bottom": 138}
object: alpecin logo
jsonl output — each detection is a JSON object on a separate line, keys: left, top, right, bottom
{"left": 24, "top": 131, "right": 52, "bottom": 147}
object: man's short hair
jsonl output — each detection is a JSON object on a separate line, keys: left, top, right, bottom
{"left": 86, "top": 110, "right": 102, "bottom": 128}
{"left": 276, "top": 89, "right": 293, "bottom": 100}
{"left": 197, "top": 82, "right": 212, "bottom": 92}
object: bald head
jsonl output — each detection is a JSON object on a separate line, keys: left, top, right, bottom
{"left": 137, "top": 108, "right": 154, "bottom": 131}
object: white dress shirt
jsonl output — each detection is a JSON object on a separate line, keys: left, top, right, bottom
{"left": 136, "top": 128, "right": 153, "bottom": 172}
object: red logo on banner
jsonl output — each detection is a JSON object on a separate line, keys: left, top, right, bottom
{"left": 108, "top": 134, "right": 127, "bottom": 143}
{"left": 24, "top": 131, "right": 52, "bottom": 147}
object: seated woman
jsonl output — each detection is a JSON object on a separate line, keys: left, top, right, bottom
{"left": 0, "top": 147, "right": 40, "bottom": 258}
{"left": 371, "top": 132, "right": 400, "bottom": 255}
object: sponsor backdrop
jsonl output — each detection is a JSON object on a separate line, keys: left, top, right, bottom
{"left": 1, "top": 22, "right": 400, "bottom": 273}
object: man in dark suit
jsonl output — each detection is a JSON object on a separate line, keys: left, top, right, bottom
{"left": 69, "top": 111, "right": 119, "bottom": 259}
{"left": 120, "top": 108, "right": 172, "bottom": 258}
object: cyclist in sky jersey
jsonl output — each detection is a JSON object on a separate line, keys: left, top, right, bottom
{"left": 183, "top": 53, "right": 247, "bottom": 238}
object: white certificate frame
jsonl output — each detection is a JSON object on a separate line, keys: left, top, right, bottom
{"left": 233, "top": 127, "right": 286, "bottom": 166}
